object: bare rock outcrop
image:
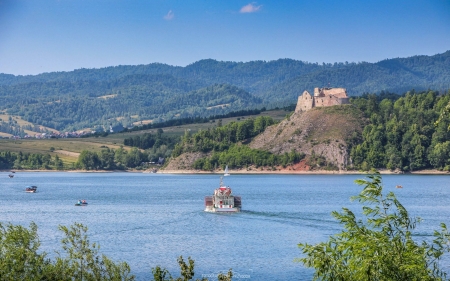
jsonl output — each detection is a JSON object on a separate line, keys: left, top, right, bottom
{"left": 249, "top": 106, "right": 366, "bottom": 170}
{"left": 163, "top": 152, "right": 209, "bottom": 171}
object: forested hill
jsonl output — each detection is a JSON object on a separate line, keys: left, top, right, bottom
{"left": 264, "top": 51, "right": 450, "bottom": 102}
{"left": 1, "top": 51, "right": 449, "bottom": 95}
{"left": 0, "top": 51, "right": 449, "bottom": 132}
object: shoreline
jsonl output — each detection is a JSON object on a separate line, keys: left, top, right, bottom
{"left": 157, "top": 168, "right": 450, "bottom": 175}
{"left": 3, "top": 169, "right": 449, "bottom": 175}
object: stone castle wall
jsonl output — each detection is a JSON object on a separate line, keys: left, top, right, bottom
{"left": 295, "top": 87, "right": 349, "bottom": 112}
{"left": 295, "top": 90, "right": 314, "bottom": 112}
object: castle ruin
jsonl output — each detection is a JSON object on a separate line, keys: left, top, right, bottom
{"left": 295, "top": 87, "right": 350, "bottom": 112}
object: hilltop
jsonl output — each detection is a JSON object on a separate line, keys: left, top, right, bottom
{"left": 163, "top": 104, "right": 366, "bottom": 171}
{"left": 249, "top": 105, "right": 366, "bottom": 170}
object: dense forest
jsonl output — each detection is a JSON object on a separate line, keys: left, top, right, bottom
{"left": 350, "top": 90, "right": 450, "bottom": 171}
{"left": 0, "top": 51, "right": 449, "bottom": 132}
{"left": 0, "top": 151, "right": 64, "bottom": 170}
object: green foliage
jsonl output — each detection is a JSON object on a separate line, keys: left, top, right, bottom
{"left": 0, "top": 222, "right": 48, "bottom": 280}
{"left": 151, "top": 256, "right": 232, "bottom": 281}
{"left": 1, "top": 221, "right": 231, "bottom": 280}
{"left": 298, "top": 172, "right": 450, "bottom": 280}
{"left": 350, "top": 90, "right": 450, "bottom": 171}
{"left": 1, "top": 79, "right": 262, "bottom": 132}
{"left": 122, "top": 108, "right": 266, "bottom": 134}
{"left": 75, "top": 147, "right": 157, "bottom": 170}
{"left": 174, "top": 116, "right": 275, "bottom": 156}
{"left": 58, "top": 223, "right": 134, "bottom": 281}
{"left": 193, "top": 145, "right": 305, "bottom": 170}
{"left": 0, "top": 150, "right": 64, "bottom": 170}
{"left": 0, "top": 149, "right": 150, "bottom": 171}
{"left": 123, "top": 130, "right": 177, "bottom": 151}
{"left": 307, "top": 150, "right": 338, "bottom": 170}
{"left": 173, "top": 116, "right": 309, "bottom": 170}
{"left": 0, "top": 222, "right": 134, "bottom": 281}
{"left": 435, "top": 100, "right": 450, "bottom": 131}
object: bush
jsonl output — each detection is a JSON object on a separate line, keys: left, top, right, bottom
{"left": 298, "top": 171, "right": 450, "bottom": 280}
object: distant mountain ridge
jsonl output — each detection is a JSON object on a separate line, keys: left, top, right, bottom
{"left": 265, "top": 51, "right": 450, "bottom": 102}
{"left": 0, "top": 50, "right": 449, "bottom": 132}
{"left": 1, "top": 51, "right": 449, "bottom": 94}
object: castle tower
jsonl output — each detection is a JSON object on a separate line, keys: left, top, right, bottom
{"left": 295, "top": 90, "right": 314, "bottom": 112}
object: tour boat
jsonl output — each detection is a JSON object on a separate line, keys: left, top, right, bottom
{"left": 204, "top": 177, "right": 241, "bottom": 212}
{"left": 25, "top": 186, "right": 38, "bottom": 193}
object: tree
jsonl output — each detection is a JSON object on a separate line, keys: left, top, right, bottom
{"left": 298, "top": 171, "right": 450, "bottom": 280}
{"left": 0, "top": 222, "right": 48, "bottom": 280}
{"left": 0, "top": 222, "right": 134, "bottom": 280}
{"left": 435, "top": 100, "right": 450, "bottom": 131}
{"left": 99, "top": 148, "right": 116, "bottom": 170}
{"left": 58, "top": 222, "right": 134, "bottom": 281}
{"left": 428, "top": 141, "right": 450, "bottom": 170}
{"left": 151, "top": 256, "right": 232, "bottom": 281}
{"left": 54, "top": 154, "right": 64, "bottom": 170}
{"left": 76, "top": 150, "right": 101, "bottom": 170}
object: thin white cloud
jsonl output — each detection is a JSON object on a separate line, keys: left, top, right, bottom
{"left": 240, "top": 3, "right": 262, "bottom": 13}
{"left": 164, "top": 10, "right": 174, "bottom": 20}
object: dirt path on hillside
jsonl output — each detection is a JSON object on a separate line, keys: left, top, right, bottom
{"left": 55, "top": 150, "right": 80, "bottom": 157}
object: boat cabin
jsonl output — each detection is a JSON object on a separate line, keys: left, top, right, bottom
{"left": 205, "top": 178, "right": 241, "bottom": 212}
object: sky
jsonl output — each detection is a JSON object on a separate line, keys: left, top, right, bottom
{"left": 0, "top": 0, "right": 449, "bottom": 75}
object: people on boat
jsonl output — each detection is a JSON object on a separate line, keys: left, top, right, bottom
{"left": 78, "top": 200, "right": 82, "bottom": 204}
{"left": 82, "top": 200, "right": 86, "bottom": 204}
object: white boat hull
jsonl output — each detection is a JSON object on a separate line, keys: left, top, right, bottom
{"left": 204, "top": 206, "right": 240, "bottom": 213}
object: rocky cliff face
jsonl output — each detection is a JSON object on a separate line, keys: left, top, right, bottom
{"left": 163, "top": 151, "right": 209, "bottom": 171}
{"left": 249, "top": 105, "right": 366, "bottom": 170}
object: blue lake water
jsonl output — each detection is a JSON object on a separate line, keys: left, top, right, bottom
{"left": 1, "top": 172, "right": 450, "bottom": 280}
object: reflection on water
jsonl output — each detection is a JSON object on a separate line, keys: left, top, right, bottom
{"left": 1, "top": 172, "right": 449, "bottom": 280}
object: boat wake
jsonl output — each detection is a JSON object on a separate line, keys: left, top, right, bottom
{"left": 240, "top": 210, "right": 338, "bottom": 229}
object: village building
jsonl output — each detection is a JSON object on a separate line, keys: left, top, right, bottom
{"left": 295, "top": 87, "right": 350, "bottom": 112}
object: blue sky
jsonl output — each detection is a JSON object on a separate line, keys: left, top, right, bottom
{"left": 1, "top": 0, "right": 449, "bottom": 75}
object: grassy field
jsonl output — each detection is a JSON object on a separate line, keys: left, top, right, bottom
{"left": 110, "top": 109, "right": 288, "bottom": 140}
{"left": 0, "top": 113, "right": 59, "bottom": 135}
{"left": 0, "top": 138, "right": 126, "bottom": 165}
{"left": 0, "top": 109, "right": 289, "bottom": 165}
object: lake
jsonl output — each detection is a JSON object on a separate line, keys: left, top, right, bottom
{"left": 1, "top": 172, "right": 450, "bottom": 280}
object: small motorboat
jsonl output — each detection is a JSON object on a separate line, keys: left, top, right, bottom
{"left": 25, "top": 186, "right": 38, "bottom": 193}
{"left": 396, "top": 185, "right": 403, "bottom": 188}
{"left": 8, "top": 174, "right": 14, "bottom": 178}
{"left": 75, "top": 200, "right": 88, "bottom": 206}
